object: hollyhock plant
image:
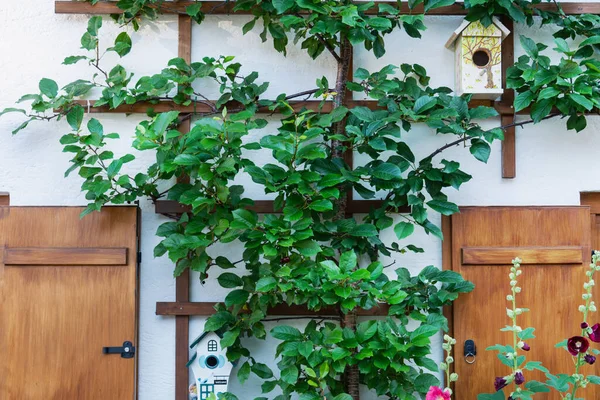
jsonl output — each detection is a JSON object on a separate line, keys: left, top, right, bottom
{"left": 434, "top": 335, "right": 459, "bottom": 399}
{"left": 477, "top": 258, "right": 546, "bottom": 400}
{"left": 547, "top": 251, "right": 600, "bottom": 398}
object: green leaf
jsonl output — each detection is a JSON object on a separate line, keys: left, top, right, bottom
{"left": 518, "top": 327, "right": 536, "bottom": 340}
{"left": 112, "top": 32, "right": 132, "bottom": 57}
{"left": 413, "top": 95, "right": 437, "bottom": 114}
{"left": 66, "top": 106, "right": 85, "bottom": 131}
{"left": 295, "top": 240, "right": 322, "bottom": 257}
{"left": 251, "top": 363, "right": 274, "bottom": 379}
{"left": 477, "top": 391, "right": 506, "bottom": 400}
{"left": 520, "top": 35, "right": 538, "bottom": 58}
{"left": 280, "top": 365, "right": 299, "bottom": 384}
{"left": 204, "top": 311, "right": 234, "bottom": 331}
{"left": 271, "top": 325, "right": 303, "bottom": 341}
{"left": 39, "top": 78, "right": 58, "bottom": 98}
{"left": 469, "top": 139, "right": 491, "bottom": 163}
{"left": 217, "top": 272, "right": 244, "bottom": 288}
{"left": 63, "top": 56, "right": 87, "bottom": 65}
{"left": 232, "top": 209, "right": 257, "bottom": 229}
{"left": 350, "top": 106, "right": 374, "bottom": 122}
{"left": 224, "top": 289, "right": 249, "bottom": 307}
{"left": 514, "top": 90, "right": 534, "bottom": 112}
{"left": 256, "top": 276, "right": 277, "bottom": 292}
{"left": 173, "top": 154, "right": 200, "bottom": 166}
{"left": 373, "top": 163, "right": 402, "bottom": 180}
{"left": 427, "top": 200, "right": 459, "bottom": 216}
{"left": 424, "top": 0, "right": 454, "bottom": 11}
{"left": 394, "top": 222, "right": 414, "bottom": 240}
{"left": 368, "top": 17, "right": 392, "bottom": 31}
{"left": 273, "top": 0, "right": 294, "bottom": 13}
{"left": 524, "top": 380, "right": 550, "bottom": 393}
{"left": 569, "top": 93, "right": 594, "bottom": 111}
{"left": 531, "top": 98, "right": 554, "bottom": 123}
{"left": 414, "top": 373, "right": 440, "bottom": 392}
{"left": 350, "top": 224, "right": 378, "bottom": 237}
{"left": 309, "top": 199, "right": 333, "bottom": 212}
{"left": 237, "top": 362, "right": 251, "bottom": 384}
{"left": 332, "top": 347, "right": 351, "bottom": 361}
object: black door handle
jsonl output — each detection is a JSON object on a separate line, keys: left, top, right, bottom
{"left": 464, "top": 339, "right": 476, "bottom": 364}
{"left": 102, "top": 341, "right": 135, "bottom": 359}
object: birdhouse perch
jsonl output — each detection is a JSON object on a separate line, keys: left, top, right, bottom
{"left": 445, "top": 18, "right": 510, "bottom": 99}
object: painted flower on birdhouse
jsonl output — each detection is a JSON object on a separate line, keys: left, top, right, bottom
{"left": 445, "top": 18, "right": 510, "bottom": 99}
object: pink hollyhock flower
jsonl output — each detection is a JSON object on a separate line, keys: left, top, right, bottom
{"left": 426, "top": 386, "right": 451, "bottom": 400}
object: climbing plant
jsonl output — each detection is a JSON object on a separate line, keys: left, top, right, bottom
{"left": 4, "top": 1, "right": 600, "bottom": 399}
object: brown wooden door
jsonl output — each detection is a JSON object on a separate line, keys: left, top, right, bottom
{"left": 0, "top": 206, "right": 139, "bottom": 400}
{"left": 447, "top": 206, "right": 599, "bottom": 399}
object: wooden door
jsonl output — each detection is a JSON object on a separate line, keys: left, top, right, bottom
{"left": 0, "top": 206, "right": 139, "bottom": 400}
{"left": 447, "top": 206, "right": 599, "bottom": 399}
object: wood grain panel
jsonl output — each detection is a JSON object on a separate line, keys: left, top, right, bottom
{"left": 4, "top": 247, "right": 127, "bottom": 266}
{"left": 462, "top": 246, "right": 583, "bottom": 265}
{"left": 450, "top": 207, "right": 595, "bottom": 399}
{"left": 55, "top": 1, "right": 598, "bottom": 15}
{"left": 0, "top": 192, "right": 9, "bottom": 206}
{"left": 0, "top": 207, "right": 138, "bottom": 400}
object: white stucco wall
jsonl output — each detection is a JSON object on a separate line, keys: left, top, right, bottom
{"left": 1, "top": 1, "right": 599, "bottom": 399}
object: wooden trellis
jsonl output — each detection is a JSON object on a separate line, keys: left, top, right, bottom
{"left": 53, "top": 2, "right": 600, "bottom": 398}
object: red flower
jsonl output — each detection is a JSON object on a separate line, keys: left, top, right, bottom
{"left": 567, "top": 336, "right": 590, "bottom": 356}
{"left": 425, "top": 386, "right": 451, "bottom": 400}
{"left": 521, "top": 342, "right": 530, "bottom": 351}
{"left": 589, "top": 323, "right": 600, "bottom": 342}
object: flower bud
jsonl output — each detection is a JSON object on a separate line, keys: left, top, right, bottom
{"left": 521, "top": 342, "right": 530, "bottom": 351}
{"left": 439, "top": 362, "right": 447, "bottom": 371}
{"left": 507, "top": 295, "right": 514, "bottom": 301}
{"left": 516, "top": 270, "right": 522, "bottom": 276}
{"left": 509, "top": 273, "right": 516, "bottom": 280}
{"left": 446, "top": 356, "right": 454, "bottom": 363}
{"left": 590, "top": 280, "right": 595, "bottom": 286}
{"left": 580, "top": 305, "right": 587, "bottom": 312}
{"left": 510, "top": 280, "right": 518, "bottom": 287}
{"left": 591, "top": 304, "right": 597, "bottom": 312}
{"left": 582, "top": 322, "right": 589, "bottom": 329}
{"left": 515, "top": 287, "right": 522, "bottom": 293}
{"left": 450, "top": 373, "right": 459, "bottom": 382}
{"left": 444, "top": 334, "right": 452, "bottom": 342}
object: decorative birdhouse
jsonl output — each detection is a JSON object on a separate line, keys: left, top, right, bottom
{"left": 187, "top": 332, "right": 235, "bottom": 400}
{"left": 445, "top": 18, "right": 510, "bottom": 99}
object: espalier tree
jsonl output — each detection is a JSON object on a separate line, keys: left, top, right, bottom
{"left": 4, "top": 1, "right": 600, "bottom": 399}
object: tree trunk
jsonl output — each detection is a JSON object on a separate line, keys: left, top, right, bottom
{"left": 331, "top": 36, "right": 360, "bottom": 400}
{"left": 485, "top": 65, "right": 494, "bottom": 89}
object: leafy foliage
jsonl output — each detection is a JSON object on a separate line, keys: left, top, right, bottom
{"left": 5, "top": 0, "right": 600, "bottom": 399}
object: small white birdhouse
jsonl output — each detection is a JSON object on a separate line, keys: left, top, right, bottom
{"left": 187, "top": 331, "right": 235, "bottom": 400}
{"left": 445, "top": 18, "right": 510, "bottom": 99}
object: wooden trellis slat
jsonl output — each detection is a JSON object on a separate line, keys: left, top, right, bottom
{"left": 175, "top": 14, "right": 193, "bottom": 400}
{"left": 154, "top": 199, "right": 410, "bottom": 215}
{"left": 71, "top": 98, "right": 504, "bottom": 114}
{"left": 500, "top": 17, "right": 516, "bottom": 179}
{"left": 54, "top": 1, "right": 600, "bottom": 16}
{"left": 156, "top": 302, "right": 391, "bottom": 316}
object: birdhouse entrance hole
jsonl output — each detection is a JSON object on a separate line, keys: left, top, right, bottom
{"left": 206, "top": 355, "right": 219, "bottom": 369}
{"left": 472, "top": 49, "right": 491, "bottom": 67}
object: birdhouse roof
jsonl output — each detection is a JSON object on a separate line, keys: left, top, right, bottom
{"left": 190, "top": 331, "right": 224, "bottom": 349}
{"left": 445, "top": 18, "right": 510, "bottom": 49}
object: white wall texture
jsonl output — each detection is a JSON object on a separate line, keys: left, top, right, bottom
{"left": 1, "top": 1, "right": 599, "bottom": 399}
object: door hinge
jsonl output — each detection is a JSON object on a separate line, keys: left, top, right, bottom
{"left": 102, "top": 341, "right": 135, "bottom": 359}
